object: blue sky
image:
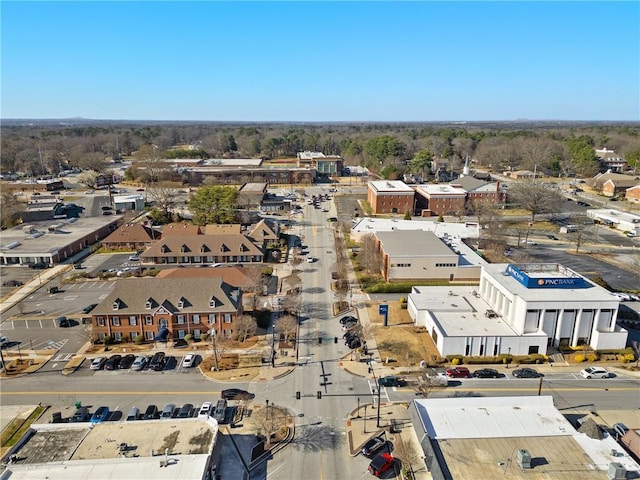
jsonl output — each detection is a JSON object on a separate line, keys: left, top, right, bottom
{"left": 2, "top": 1, "right": 638, "bottom": 121}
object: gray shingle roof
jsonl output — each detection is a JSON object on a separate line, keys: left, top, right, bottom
{"left": 376, "top": 230, "right": 456, "bottom": 257}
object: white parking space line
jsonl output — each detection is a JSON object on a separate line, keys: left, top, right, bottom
{"left": 98, "top": 294, "right": 109, "bottom": 300}
{"left": 0, "top": 321, "right": 15, "bottom": 331}
{"left": 63, "top": 295, "right": 79, "bottom": 301}
{"left": 77, "top": 283, "right": 89, "bottom": 290}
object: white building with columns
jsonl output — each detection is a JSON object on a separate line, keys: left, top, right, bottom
{"left": 408, "top": 263, "right": 628, "bottom": 357}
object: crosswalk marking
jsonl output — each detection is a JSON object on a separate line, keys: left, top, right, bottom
{"left": 52, "top": 353, "right": 74, "bottom": 362}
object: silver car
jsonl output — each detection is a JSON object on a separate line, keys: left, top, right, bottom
{"left": 131, "top": 356, "right": 148, "bottom": 371}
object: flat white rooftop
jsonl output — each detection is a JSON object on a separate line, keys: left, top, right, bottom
{"left": 369, "top": 180, "right": 414, "bottom": 193}
{"left": 587, "top": 208, "right": 640, "bottom": 223}
{"left": 411, "top": 286, "right": 520, "bottom": 337}
{"left": 414, "top": 396, "right": 571, "bottom": 439}
{"left": 484, "top": 263, "right": 618, "bottom": 303}
{"left": 415, "top": 184, "right": 466, "bottom": 195}
{"left": 350, "top": 217, "right": 480, "bottom": 242}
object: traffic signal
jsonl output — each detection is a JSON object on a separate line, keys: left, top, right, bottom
{"left": 296, "top": 391, "right": 301, "bottom": 400}
{"left": 318, "top": 337, "right": 322, "bottom": 344}
{"left": 334, "top": 336, "right": 338, "bottom": 344}
{"left": 317, "top": 391, "right": 322, "bottom": 399}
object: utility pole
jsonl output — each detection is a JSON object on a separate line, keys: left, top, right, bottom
{"left": 210, "top": 328, "right": 218, "bottom": 371}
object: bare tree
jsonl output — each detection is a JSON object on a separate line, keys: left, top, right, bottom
{"left": 0, "top": 190, "right": 21, "bottom": 229}
{"left": 242, "top": 271, "right": 270, "bottom": 316}
{"left": 360, "top": 234, "right": 383, "bottom": 275}
{"left": 236, "top": 315, "right": 257, "bottom": 342}
{"left": 508, "top": 183, "right": 564, "bottom": 222}
{"left": 569, "top": 224, "right": 591, "bottom": 253}
{"left": 147, "top": 181, "right": 178, "bottom": 218}
{"left": 252, "top": 405, "right": 289, "bottom": 448}
{"left": 282, "top": 294, "right": 301, "bottom": 320}
{"left": 274, "top": 314, "right": 297, "bottom": 345}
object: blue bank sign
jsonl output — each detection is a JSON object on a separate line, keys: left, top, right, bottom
{"left": 505, "top": 265, "right": 588, "bottom": 289}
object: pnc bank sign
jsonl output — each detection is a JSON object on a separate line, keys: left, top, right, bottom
{"left": 505, "top": 265, "right": 588, "bottom": 289}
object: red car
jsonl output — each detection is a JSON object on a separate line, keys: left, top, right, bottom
{"left": 445, "top": 367, "right": 470, "bottom": 378}
{"left": 368, "top": 452, "right": 394, "bottom": 477}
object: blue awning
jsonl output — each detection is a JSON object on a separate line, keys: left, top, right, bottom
{"left": 154, "top": 327, "right": 169, "bottom": 341}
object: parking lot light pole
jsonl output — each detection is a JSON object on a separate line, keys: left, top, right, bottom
{"left": 210, "top": 328, "right": 218, "bottom": 372}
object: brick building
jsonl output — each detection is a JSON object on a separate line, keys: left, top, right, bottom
{"left": 101, "top": 222, "right": 160, "bottom": 250}
{"left": 367, "top": 180, "right": 415, "bottom": 215}
{"left": 414, "top": 184, "right": 467, "bottom": 217}
{"left": 90, "top": 277, "right": 242, "bottom": 343}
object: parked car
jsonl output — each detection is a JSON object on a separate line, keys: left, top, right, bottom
{"left": 161, "top": 403, "right": 176, "bottom": 419}
{"left": 522, "top": 240, "right": 537, "bottom": 246}
{"left": 182, "top": 354, "right": 196, "bottom": 368}
{"left": 339, "top": 315, "right": 358, "bottom": 325}
{"left": 611, "top": 292, "right": 632, "bottom": 301}
{"left": 90, "top": 406, "right": 110, "bottom": 424}
{"left": 143, "top": 405, "right": 159, "bottom": 420}
{"left": 547, "top": 234, "right": 559, "bottom": 240}
{"left": 361, "top": 436, "right": 386, "bottom": 458}
{"left": 613, "top": 423, "right": 629, "bottom": 439}
{"left": 56, "top": 316, "right": 70, "bottom": 327}
{"left": 368, "top": 452, "right": 394, "bottom": 477}
{"left": 306, "top": 256, "right": 317, "bottom": 263}
{"left": 48, "top": 286, "right": 60, "bottom": 294}
{"left": 221, "top": 389, "right": 255, "bottom": 400}
{"left": 149, "top": 352, "right": 166, "bottom": 371}
{"left": 512, "top": 368, "right": 542, "bottom": 378}
{"left": 90, "top": 357, "right": 107, "bottom": 370}
{"left": 0, "top": 335, "right": 9, "bottom": 348}
{"left": 177, "top": 403, "right": 194, "bottom": 418}
{"left": 82, "top": 303, "right": 98, "bottom": 314}
{"left": 580, "top": 366, "right": 611, "bottom": 379}
{"left": 445, "top": 367, "right": 470, "bottom": 378}
{"left": 378, "top": 376, "right": 405, "bottom": 387}
{"left": 198, "top": 402, "right": 212, "bottom": 419}
{"left": 126, "top": 407, "right": 140, "bottom": 421}
{"left": 342, "top": 319, "right": 359, "bottom": 331}
{"left": 2, "top": 280, "right": 24, "bottom": 287}
{"left": 118, "top": 354, "right": 136, "bottom": 370}
{"left": 104, "top": 354, "right": 122, "bottom": 370}
{"left": 472, "top": 368, "right": 500, "bottom": 378}
{"left": 213, "top": 399, "right": 227, "bottom": 422}
{"left": 128, "top": 254, "right": 140, "bottom": 262}
{"left": 131, "top": 356, "right": 148, "bottom": 371}
{"left": 173, "top": 339, "right": 188, "bottom": 348}
{"left": 70, "top": 407, "right": 90, "bottom": 422}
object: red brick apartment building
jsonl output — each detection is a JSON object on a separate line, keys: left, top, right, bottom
{"left": 90, "top": 277, "right": 242, "bottom": 343}
{"left": 367, "top": 180, "right": 415, "bottom": 214}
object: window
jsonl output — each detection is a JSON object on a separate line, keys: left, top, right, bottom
{"left": 97, "top": 317, "right": 105, "bottom": 326}
{"left": 177, "top": 315, "right": 185, "bottom": 324}
{"left": 145, "top": 331, "right": 154, "bottom": 341}
{"left": 223, "top": 328, "right": 233, "bottom": 339}
{"left": 178, "top": 300, "right": 184, "bottom": 309}
{"left": 129, "top": 316, "right": 137, "bottom": 326}
{"left": 145, "top": 316, "right": 153, "bottom": 325}
{"left": 145, "top": 300, "right": 152, "bottom": 309}
{"left": 193, "top": 314, "right": 200, "bottom": 324}
{"left": 224, "top": 314, "right": 232, "bottom": 324}
{"left": 112, "top": 317, "right": 120, "bottom": 326}
{"left": 209, "top": 314, "right": 216, "bottom": 324}
{"left": 177, "top": 330, "right": 186, "bottom": 339}
{"left": 114, "top": 332, "right": 122, "bottom": 342}
{"left": 210, "top": 298, "right": 217, "bottom": 308}
{"left": 112, "top": 301, "right": 120, "bottom": 310}
{"left": 193, "top": 329, "right": 201, "bottom": 339}
{"left": 193, "top": 256, "right": 201, "bottom": 262}
{"left": 98, "top": 332, "right": 106, "bottom": 341}
{"left": 181, "top": 256, "right": 189, "bottom": 263}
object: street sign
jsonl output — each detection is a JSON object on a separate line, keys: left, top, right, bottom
{"left": 379, "top": 304, "right": 388, "bottom": 315}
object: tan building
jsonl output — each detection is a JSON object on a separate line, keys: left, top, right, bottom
{"left": 375, "top": 230, "right": 481, "bottom": 282}
{"left": 367, "top": 180, "right": 415, "bottom": 215}
{"left": 91, "top": 277, "right": 242, "bottom": 343}
{"left": 101, "top": 222, "right": 160, "bottom": 250}
{"left": 414, "top": 184, "right": 467, "bottom": 217}
{"left": 141, "top": 233, "right": 264, "bottom": 266}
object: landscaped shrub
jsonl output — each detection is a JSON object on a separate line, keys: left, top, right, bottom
{"left": 256, "top": 309, "right": 271, "bottom": 329}
{"left": 620, "top": 352, "right": 635, "bottom": 363}
{"left": 574, "top": 354, "right": 586, "bottom": 362}
{"left": 134, "top": 334, "right": 144, "bottom": 345}
{"left": 586, "top": 353, "right": 598, "bottom": 362}
{"left": 184, "top": 334, "right": 193, "bottom": 343}
{"left": 104, "top": 336, "right": 114, "bottom": 346}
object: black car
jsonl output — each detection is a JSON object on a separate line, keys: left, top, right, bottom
{"left": 56, "top": 316, "right": 70, "bottom": 328}
{"left": 2, "top": 280, "right": 24, "bottom": 287}
{"left": 143, "top": 404, "right": 159, "bottom": 420}
{"left": 82, "top": 303, "right": 98, "bottom": 314}
{"left": 177, "top": 403, "right": 194, "bottom": 418}
{"left": 104, "top": 354, "right": 122, "bottom": 370}
{"left": 339, "top": 315, "right": 358, "bottom": 325}
{"left": 221, "top": 389, "right": 256, "bottom": 400}
{"left": 118, "top": 354, "right": 136, "bottom": 369}
{"left": 149, "top": 352, "right": 166, "bottom": 371}
{"left": 361, "top": 436, "right": 386, "bottom": 458}
{"left": 512, "top": 368, "right": 542, "bottom": 379}
{"left": 472, "top": 368, "right": 500, "bottom": 378}
{"left": 29, "top": 263, "right": 49, "bottom": 269}
{"left": 70, "top": 407, "right": 90, "bottom": 422}
{"left": 378, "top": 376, "right": 405, "bottom": 387}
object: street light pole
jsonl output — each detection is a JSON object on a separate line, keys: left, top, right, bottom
{"left": 211, "top": 328, "right": 218, "bottom": 371}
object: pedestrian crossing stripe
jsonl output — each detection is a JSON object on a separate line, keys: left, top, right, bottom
{"left": 53, "top": 353, "right": 73, "bottom": 361}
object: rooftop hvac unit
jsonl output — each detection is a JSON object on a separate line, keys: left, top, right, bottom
{"left": 30, "top": 232, "right": 45, "bottom": 239}
{"left": 22, "top": 225, "right": 37, "bottom": 234}
{"left": 517, "top": 449, "right": 531, "bottom": 469}
{"left": 608, "top": 462, "right": 626, "bottom": 480}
